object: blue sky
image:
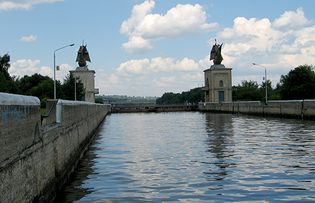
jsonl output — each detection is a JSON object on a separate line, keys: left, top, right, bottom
{"left": 1, "top": 0, "right": 315, "bottom": 96}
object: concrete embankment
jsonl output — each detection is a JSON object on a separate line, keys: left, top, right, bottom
{"left": 199, "top": 100, "right": 315, "bottom": 120}
{"left": 0, "top": 93, "right": 111, "bottom": 203}
{"left": 112, "top": 104, "right": 198, "bottom": 113}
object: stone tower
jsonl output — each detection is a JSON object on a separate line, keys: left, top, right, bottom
{"left": 203, "top": 64, "right": 232, "bottom": 102}
{"left": 70, "top": 67, "right": 96, "bottom": 103}
{"left": 203, "top": 42, "right": 232, "bottom": 103}
{"left": 70, "top": 44, "right": 98, "bottom": 103}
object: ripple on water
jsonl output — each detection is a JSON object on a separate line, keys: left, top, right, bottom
{"left": 56, "top": 112, "right": 315, "bottom": 202}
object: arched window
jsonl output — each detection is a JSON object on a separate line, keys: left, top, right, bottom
{"left": 219, "top": 80, "right": 224, "bottom": 87}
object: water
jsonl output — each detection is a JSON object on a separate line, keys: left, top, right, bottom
{"left": 57, "top": 112, "right": 315, "bottom": 202}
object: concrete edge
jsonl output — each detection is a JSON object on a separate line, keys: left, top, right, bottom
{"left": 0, "top": 92, "right": 40, "bottom": 106}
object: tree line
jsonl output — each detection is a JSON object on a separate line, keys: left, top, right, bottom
{"left": 156, "top": 87, "right": 204, "bottom": 105}
{"left": 157, "top": 65, "right": 315, "bottom": 104}
{"left": 0, "top": 53, "right": 84, "bottom": 107}
{"left": 2, "top": 52, "right": 314, "bottom": 105}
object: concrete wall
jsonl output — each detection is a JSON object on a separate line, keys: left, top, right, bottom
{"left": 112, "top": 104, "right": 198, "bottom": 113}
{"left": 0, "top": 93, "right": 111, "bottom": 203}
{"left": 0, "top": 93, "right": 41, "bottom": 165}
{"left": 199, "top": 100, "right": 315, "bottom": 120}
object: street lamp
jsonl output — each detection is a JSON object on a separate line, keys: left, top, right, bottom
{"left": 53, "top": 43, "right": 75, "bottom": 99}
{"left": 252, "top": 63, "right": 268, "bottom": 104}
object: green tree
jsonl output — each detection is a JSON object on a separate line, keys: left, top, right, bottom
{"left": 260, "top": 79, "right": 274, "bottom": 102}
{"left": 279, "top": 65, "right": 315, "bottom": 100}
{"left": 270, "top": 83, "right": 282, "bottom": 100}
{"left": 181, "top": 87, "right": 204, "bottom": 103}
{"left": 156, "top": 88, "right": 203, "bottom": 104}
{"left": 17, "top": 74, "right": 52, "bottom": 95}
{"left": 156, "top": 92, "right": 182, "bottom": 104}
{"left": 15, "top": 74, "right": 56, "bottom": 107}
{"left": 61, "top": 73, "right": 85, "bottom": 101}
{"left": 232, "top": 80, "right": 262, "bottom": 101}
{"left": 95, "top": 96, "right": 104, "bottom": 104}
{"left": 0, "top": 54, "right": 11, "bottom": 79}
{"left": 0, "top": 53, "right": 18, "bottom": 93}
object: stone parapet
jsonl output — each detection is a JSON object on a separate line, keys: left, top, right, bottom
{"left": 0, "top": 94, "right": 111, "bottom": 203}
{"left": 199, "top": 100, "right": 315, "bottom": 120}
{"left": 0, "top": 93, "right": 41, "bottom": 164}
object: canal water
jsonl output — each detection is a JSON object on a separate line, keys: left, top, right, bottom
{"left": 57, "top": 112, "right": 315, "bottom": 202}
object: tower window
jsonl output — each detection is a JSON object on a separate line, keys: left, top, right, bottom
{"left": 219, "top": 80, "right": 224, "bottom": 87}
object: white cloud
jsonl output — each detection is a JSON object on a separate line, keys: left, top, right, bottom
{"left": 213, "top": 8, "right": 315, "bottom": 86}
{"left": 0, "top": 0, "right": 62, "bottom": 11}
{"left": 117, "top": 57, "right": 200, "bottom": 74}
{"left": 96, "top": 56, "right": 208, "bottom": 96}
{"left": 9, "top": 59, "right": 47, "bottom": 77}
{"left": 19, "top": 34, "right": 37, "bottom": 42}
{"left": 121, "top": 0, "right": 218, "bottom": 53}
{"left": 122, "top": 36, "right": 152, "bottom": 54}
{"left": 101, "top": 8, "right": 315, "bottom": 96}
{"left": 273, "top": 8, "right": 310, "bottom": 30}
{"left": 9, "top": 59, "right": 72, "bottom": 82}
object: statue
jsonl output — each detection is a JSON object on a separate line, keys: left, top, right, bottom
{"left": 210, "top": 40, "right": 223, "bottom": 65}
{"left": 76, "top": 44, "right": 91, "bottom": 67}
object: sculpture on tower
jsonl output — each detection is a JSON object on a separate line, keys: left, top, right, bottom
{"left": 71, "top": 43, "right": 97, "bottom": 102}
{"left": 210, "top": 40, "right": 223, "bottom": 65}
{"left": 76, "top": 45, "right": 91, "bottom": 67}
{"left": 202, "top": 40, "right": 232, "bottom": 103}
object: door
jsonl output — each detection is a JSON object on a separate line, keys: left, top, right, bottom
{"left": 219, "top": 91, "right": 225, "bottom": 102}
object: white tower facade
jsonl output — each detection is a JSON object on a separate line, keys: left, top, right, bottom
{"left": 70, "top": 67, "right": 97, "bottom": 103}
{"left": 203, "top": 64, "right": 232, "bottom": 103}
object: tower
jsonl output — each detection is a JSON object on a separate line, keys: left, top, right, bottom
{"left": 70, "top": 44, "right": 98, "bottom": 103}
{"left": 203, "top": 42, "right": 232, "bottom": 103}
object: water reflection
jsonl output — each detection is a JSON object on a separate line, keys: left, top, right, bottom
{"left": 204, "top": 113, "right": 235, "bottom": 181}
{"left": 56, "top": 133, "right": 100, "bottom": 202}
{"left": 57, "top": 112, "right": 315, "bottom": 202}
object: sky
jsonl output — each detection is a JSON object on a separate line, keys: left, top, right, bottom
{"left": 1, "top": 0, "right": 315, "bottom": 97}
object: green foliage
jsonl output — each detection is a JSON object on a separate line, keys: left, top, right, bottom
{"left": 156, "top": 92, "right": 182, "bottom": 104}
{"left": 0, "top": 53, "right": 18, "bottom": 93}
{"left": 259, "top": 80, "right": 273, "bottom": 101}
{"left": 0, "top": 54, "right": 10, "bottom": 79}
{"left": 232, "top": 80, "right": 262, "bottom": 101}
{"left": 279, "top": 65, "right": 315, "bottom": 100}
{"left": 14, "top": 74, "right": 55, "bottom": 107}
{"left": 61, "top": 74, "right": 85, "bottom": 101}
{"left": 0, "top": 73, "right": 18, "bottom": 93}
{"left": 232, "top": 80, "right": 280, "bottom": 102}
{"left": 156, "top": 87, "right": 204, "bottom": 104}
{"left": 17, "top": 74, "right": 52, "bottom": 95}
{"left": 270, "top": 84, "right": 282, "bottom": 100}
{"left": 1, "top": 53, "right": 86, "bottom": 107}
{"left": 101, "top": 95, "right": 157, "bottom": 105}
{"left": 95, "top": 96, "right": 104, "bottom": 104}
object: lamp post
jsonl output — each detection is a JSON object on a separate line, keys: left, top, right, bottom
{"left": 252, "top": 63, "right": 268, "bottom": 104}
{"left": 53, "top": 43, "right": 75, "bottom": 99}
